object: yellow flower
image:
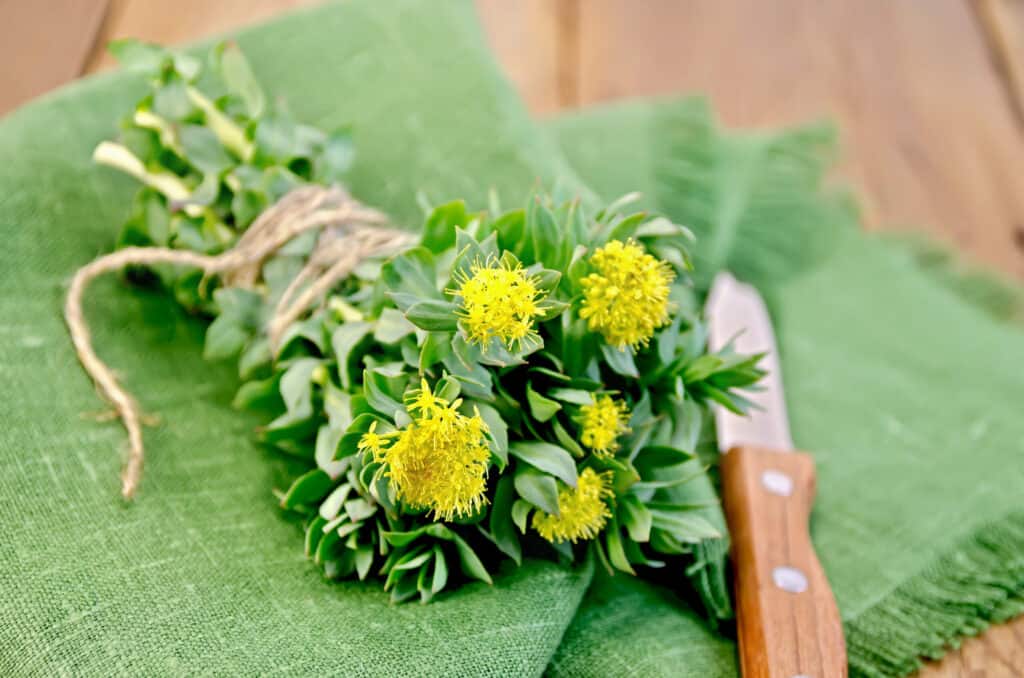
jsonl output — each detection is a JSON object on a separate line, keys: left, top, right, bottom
{"left": 579, "top": 239, "right": 675, "bottom": 349}
{"left": 450, "top": 257, "right": 546, "bottom": 349}
{"left": 359, "top": 380, "right": 491, "bottom": 521}
{"left": 579, "top": 395, "right": 630, "bottom": 457}
{"left": 532, "top": 468, "right": 614, "bottom": 544}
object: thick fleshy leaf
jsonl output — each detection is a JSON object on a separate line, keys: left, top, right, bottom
{"left": 509, "top": 442, "right": 578, "bottom": 488}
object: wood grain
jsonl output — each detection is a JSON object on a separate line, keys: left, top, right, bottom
{"left": 974, "top": 0, "right": 1024, "bottom": 123}
{"left": 0, "top": 0, "right": 109, "bottom": 115}
{"left": 83, "top": 0, "right": 320, "bottom": 74}
{"left": 570, "top": 0, "right": 1024, "bottom": 278}
{"left": 476, "top": 0, "right": 578, "bottom": 114}
{"left": 1, "top": 0, "right": 1023, "bottom": 673}
{"left": 720, "top": 446, "right": 847, "bottom": 678}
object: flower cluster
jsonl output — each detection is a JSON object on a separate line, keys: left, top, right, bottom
{"left": 359, "top": 381, "right": 490, "bottom": 521}
{"left": 580, "top": 239, "right": 676, "bottom": 349}
{"left": 450, "top": 257, "right": 545, "bottom": 349}
{"left": 532, "top": 469, "right": 615, "bottom": 543}
{"left": 579, "top": 395, "right": 631, "bottom": 457}
{"left": 95, "top": 40, "right": 765, "bottom": 609}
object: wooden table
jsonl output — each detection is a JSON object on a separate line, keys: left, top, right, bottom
{"left": 2, "top": 1, "right": 1023, "bottom": 674}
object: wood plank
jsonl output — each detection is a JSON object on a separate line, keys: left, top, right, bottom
{"left": 918, "top": 617, "right": 1024, "bottom": 677}
{"left": 475, "top": 0, "right": 577, "bottom": 114}
{"left": 1, "top": 0, "right": 1022, "bottom": 673}
{"left": 0, "top": 0, "right": 109, "bottom": 115}
{"left": 559, "top": 1, "right": 1024, "bottom": 673}
{"left": 83, "top": 0, "right": 320, "bottom": 73}
{"left": 572, "top": 0, "right": 1024, "bottom": 278}
{"left": 974, "top": 0, "right": 1024, "bottom": 122}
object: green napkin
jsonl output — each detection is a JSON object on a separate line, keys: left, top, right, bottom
{"left": 1, "top": 2, "right": 1022, "bottom": 677}
{"left": 548, "top": 99, "right": 1024, "bottom": 676}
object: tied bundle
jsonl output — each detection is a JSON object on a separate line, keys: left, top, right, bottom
{"left": 67, "top": 42, "right": 762, "bottom": 605}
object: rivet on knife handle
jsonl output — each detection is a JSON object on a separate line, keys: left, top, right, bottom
{"left": 721, "top": 446, "right": 847, "bottom": 678}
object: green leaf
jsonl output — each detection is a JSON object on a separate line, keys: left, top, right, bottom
{"left": 389, "top": 570, "right": 419, "bottom": 603}
{"left": 109, "top": 39, "right": 201, "bottom": 76}
{"left": 318, "top": 482, "right": 352, "bottom": 520}
{"left": 232, "top": 375, "right": 280, "bottom": 411}
{"left": 427, "top": 374, "right": 458, "bottom": 403}
{"left": 394, "top": 547, "right": 433, "bottom": 571}
{"left": 452, "top": 534, "right": 492, "bottom": 584}
{"left": 280, "top": 469, "right": 333, "bottom": 510}
{"left": 361, "top": 380, "right": 401, "bottom": 422}
{"left": 343, "top": 498, "right": 377, "bottom": 522}
{"left": 547, "top": 388, "right": 594, "bottom": 406}
{"left": 404, "top": 300, "right": 459, "bottom": 332}
{"left": 318, "top": 128, "right": 354, "bottom": 182}
{"left": 374, "top": 308, "right": 416, "bottom": 344}
{"left": 277, "top": 316, "right": 327, "bottom": 356}
{"left": 204, "top": 289, "right": 264, "bottom": 362}
{"left": 473, "top": 402, "right": 508, "bottom": 467}
{"left": 634, "top": 445, "right": 695, "bottom": 468}
{"left": 442, "top": 335, "right": 492, "bottom": 399}
{"left": 431, "top": 546, "right": 448, "bottom": 593}
{"left": 152, "top": 78, "right": 192, "bottom": 120}
{"left": 513, "top": 465, "right": 560, "bottom": 516}
{"left": 488, "top": 474, "right": 522, "bottom": 565}
{"left": 605, "top": 516, "right": 635, "bottom": 574}
{"left": 179, "top": 124, "right": 234, "bottom": 173}
{"left": 601, "top": 343, "right": 639, "bottom": 378}
{"left": 421, "top": 200, "right": 468, "bottom": 254}
{"left": 381, "top": 527, "right": 427, "bottom": 548}
{"left": 551, "top": 418, "right": 585, "bottom": 457}
{"left": 363, "top": 368, "right": 404, "bottom": 417}
{"left": 254, "top": 115, "right": 323, "bottom": 162}
{"left": 419, "top": 330, "right": 453, "bottom": 372}
{"left": 334, "top": 413, "right": 387, "bottom": 460}
{"left": 238, "top": 337, "right": 271, "bottom": 379}
{"left": 215, "top": 41, "right": 266, "bottom": 117}
{"left": 668, "top": 395, "right": 703, "bottom": 454}
{"left": 417, "top": 562, "right": 434, "bottom": 603}
{"left": 525, "top": 383, "right": 561, "bottom": 422}
{"left": 509, "top": 442, "right": 577, "bottom": 488}
{"left": 683, "top": 354, "right": 725, "bottom": 382}
{"left": 528, "top": 199, "right": 566, "bottom": 270}
{"left": 354, "top": 546, "right": 374, "bottom": 581}
{"left": 203, "top": 315, "right": 251, "bottom": 360}
{"left": 632, "top": 460, "right": 708, "bottom": 492}
{"left": 304, "top": 516, "right": 328, "bottom": 558}
{"left": 488, "top": 208, "right": 525, "bottom": 254}
{"left": 618, "top": 495, "right": 652, "bottom": 542}
{"left": 649, "top": 509, "right": 722, "bottom": 543}
{"left": 381, "top": 247, "right": 439, "bottom": 300}
{"left": 606, "top": 211, "right": 650, "bottom": 243}
{"left": 331, "top": 322, "right": 372, "bottom": 390}
{"left": 279, "top": 358, "right": 320, "bottom": 415}
{"left": 511, "top": 499, "right": 533, "bottom": 533}
{"left": 315, "top": 522, "right": 343, "bottom": 566}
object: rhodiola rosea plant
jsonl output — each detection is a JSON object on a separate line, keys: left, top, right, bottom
{"left": 69, "top": 40, "right": 763, "bottom": 607}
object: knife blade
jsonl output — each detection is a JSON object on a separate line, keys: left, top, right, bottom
{"left": 705, "top": 272, "right": 793, "bottom": 454}
{"left": 705, "top": 272, "right": 847, "bottom": 678}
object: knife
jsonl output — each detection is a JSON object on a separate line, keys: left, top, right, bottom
{"left": 705, "top": 272, "right": 847, "bottom": 678}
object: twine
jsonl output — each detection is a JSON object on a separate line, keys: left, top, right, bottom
{"left": 64, "top": 185, "right": 415, "bottom": 499}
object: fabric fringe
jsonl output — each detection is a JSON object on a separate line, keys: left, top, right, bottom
{"left": 887, "top": 233, "right": 1024, "bottom": 326}
{"left": 651, "top": 99, "right": 859, "bottom": 291}
{"left": 688, "top": 536, "right": 733, "bottom": 622}
{"left": 845, "top": 512, "right": 1024, "bottom": 677}
{"left": 649, "top": 99, "right": 1024, "bottom": 675}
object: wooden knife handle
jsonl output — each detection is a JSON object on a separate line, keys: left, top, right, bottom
{"left": 720, "top": 445, "right": 847, "bottom": 678}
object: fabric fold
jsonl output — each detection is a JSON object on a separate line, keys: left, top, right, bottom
{"left": 1, "top": 2, "right": 1023, "bottom": 676}
{"left": 0, "top": 1, "right": 595, "bottom": 675}
{"left": 546, "top": 99, "right": 1024, "bottom": 677}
